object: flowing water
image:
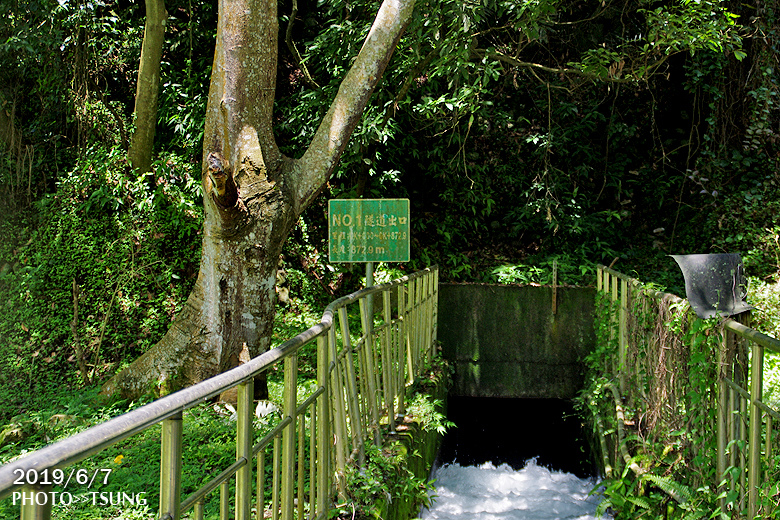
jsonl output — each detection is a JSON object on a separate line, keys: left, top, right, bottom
{"left": 421, "top": 459, "right": 604, "bottom": 520}
{"left": 426, "top": 398, "right": 604, "bottom": 520}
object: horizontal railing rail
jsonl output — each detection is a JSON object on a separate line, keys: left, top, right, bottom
{"left": 0, "top": 266, "right": 439, "bottom": 520}
{"left": 723, "top": 317, "right": 780, "bottom": 354}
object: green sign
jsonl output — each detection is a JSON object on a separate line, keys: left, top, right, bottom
{"left": 328, "top": 199, "right": 410, "bottom": 263}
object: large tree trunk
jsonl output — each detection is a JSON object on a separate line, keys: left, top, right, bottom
{"left": 128, "top": 0, "right": 167, "bottom": 175}
{"left": 102, "top": 0, "right": 414, "bottom": 399}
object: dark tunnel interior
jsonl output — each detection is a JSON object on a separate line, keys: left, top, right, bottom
{"left": 436, "top": 396, "right": 597, "bottom": 478}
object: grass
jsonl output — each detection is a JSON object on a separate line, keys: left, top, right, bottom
{"left": 0, "top": 303, "right": 325, "bottom": 520}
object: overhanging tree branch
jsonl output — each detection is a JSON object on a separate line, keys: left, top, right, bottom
{"left": 476, "top": 48, "right": 671, "bottom": 83}
{"left": 294, "top": 0, "right": 416, "bottom": 209}
{"left": 483, "top": 49, "right": 582, "bottom": 76}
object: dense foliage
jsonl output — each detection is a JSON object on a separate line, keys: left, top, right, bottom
{"left": 268, "top": 0, "right": 780, "bottom": 292}
{"left": 581, "top": 288, "right": 721, "bottom": 518}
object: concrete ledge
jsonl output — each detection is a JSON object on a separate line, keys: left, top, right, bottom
{"left": 381, "top": 368, "right": 448, "bottom": 520}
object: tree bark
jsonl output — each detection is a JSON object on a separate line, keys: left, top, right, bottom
{"left": 128, "top": 0, "right": 167, "bottom": 175}
{"left": 102, "top": 0, "right": 415, "bottom": 399}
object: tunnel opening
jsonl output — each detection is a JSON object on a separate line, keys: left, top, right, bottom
{"left": 437, "top": 396, "right": 597, "bottom": 478}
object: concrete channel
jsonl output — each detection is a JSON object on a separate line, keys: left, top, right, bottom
{"left": 387, "top": 284, "right": 600, "bottom": 519}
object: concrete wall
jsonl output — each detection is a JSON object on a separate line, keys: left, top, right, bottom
{"left": 438, "top": 284, "right": 595, "bottom": 399}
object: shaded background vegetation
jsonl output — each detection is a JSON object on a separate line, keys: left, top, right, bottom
{"left": 0, "top": 0, "right": 779, "bottom": 425}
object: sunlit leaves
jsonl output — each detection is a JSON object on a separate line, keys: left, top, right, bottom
{"left": 642, "top": 0, "right": 742, "bottom": 56}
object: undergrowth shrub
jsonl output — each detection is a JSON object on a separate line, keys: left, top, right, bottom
{"left": 340, "top": 442, "right": 434, "bottom": 520}
{"left": 338, "top": 355, "right": 451, "bottom": 519}
{"left": 0, "top": 145, "right": 203, "bottom": 423}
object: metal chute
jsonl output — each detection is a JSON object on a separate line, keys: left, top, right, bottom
{"left": 670, "top": 253, "right": 752, "bottom": 319}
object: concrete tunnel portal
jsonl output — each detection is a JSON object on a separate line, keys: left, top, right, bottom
{"left": 436, "top": 284, "right": 598, "bottom": 476}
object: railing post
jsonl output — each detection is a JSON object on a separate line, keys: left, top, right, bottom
{"left": 160, "top": 411, "right": 183, "bottom": 520}
{"left": 396, "top": 282, "right": 409, "bottom": 419}
{"left": 338, "top": 307, "right": 365, "bottom": 465}
{"left": 316, "top": 334, "right": 331, "bottom": 516}
{"left": 328, "top": 326, "right": 347, "bottom": 480}
{"left": 729, "top": 388, "right": 738, "bottom": 501}
{"left": 740, "top": 394, "right": 747, "bottom": 509}
{"left": 596, "top": 266, "right": 603, "bottom": 292}
{"left": 427, "top": 269, "right": 437, "bottom": 361}
{"left": 296, "top": 415, "right": 305, "bottom": 520}
{"left": 610, "top": 273, "right": 618, "bottom": 375}
{"left": 382, "top": 289, "right": 396, "bottom": 433}
{"left": 408, "top": 278, "right": 417, "bottom": 374}
{"left": 256, "top": 449, "right": 265, "bottom": 520}
{"left": 432, "top": 267, "right": 439, "bottom": 347}
{"left": 272, "top": 436, "right": 280, "bottom": 520}
{"left": 308, "top": 404, "right": 316, "bottom": 517}
{"left": 414, "top": 276, "right": 422, "bottom": 372}
{"left": 619, "top": 277, "right": 628, "bottom": 394}
{"left": 393, "top": 288, "right": 405, "bottom": 420}
{"left": 421, "top": 272, "right": 431, "bottom": 365}
{"left": 236, "top": 380, "right": 254, "bottom": 520}
{"left": 748, "top": 316, "right": 762, "bottom": 519}
{"left": 360, "top": 297, "right": 381, "bottom": 445}
{"left": 717, "top": 325, "right": 729, "bottom": 513}
{"left": 20, "top": 483, "right": 52, "bottom": 520}
{"left": 402, "top": 283, "right": 413, "bottom": 385}
{"left": 220, "top": 480, "right": 230, "bottom": 520}
{"left": 366, "top": 262, "right": 374, "bottom": 319}
{"left": 282, "top": 353, "right": 298, "bottom": 520}
{"left": 768, "top": 415, "right": 775, "bottom": 478}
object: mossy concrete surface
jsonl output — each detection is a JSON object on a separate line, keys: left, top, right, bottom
{"left": 380, "top": 372, "right": 448, "bottom": 520}
{"left": 438, "top": 284, "right": 596, "bottom": 399}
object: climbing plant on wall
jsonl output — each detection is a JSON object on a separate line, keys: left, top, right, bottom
{"left": 579, "top": 271, "right": 780, "bottom": 518}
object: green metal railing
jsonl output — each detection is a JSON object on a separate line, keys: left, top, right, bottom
{"left": 718, "top": 316, "right": 780, "bottom": 518}
{"left": 597, "top": 265, "right": 780, "bottom": 518}
{"left": 0, "top": 266, "right": 439, "bottom": 520}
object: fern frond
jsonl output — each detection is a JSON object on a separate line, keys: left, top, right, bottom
{"left": 626, "top": 495, "right": 652, "bottom": 509}
{"left": 595, "top": 499, "right": 613, "bottom": 516}
{"left": 681, "top": 510, "right": 705, "bottom": 520}
{"left": 642, "top": 473, "right": 692, "bottom": 503}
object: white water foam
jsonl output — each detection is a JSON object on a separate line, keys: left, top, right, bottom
{"left": 421, "top": 459, "right": 604, "bottom": 520}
